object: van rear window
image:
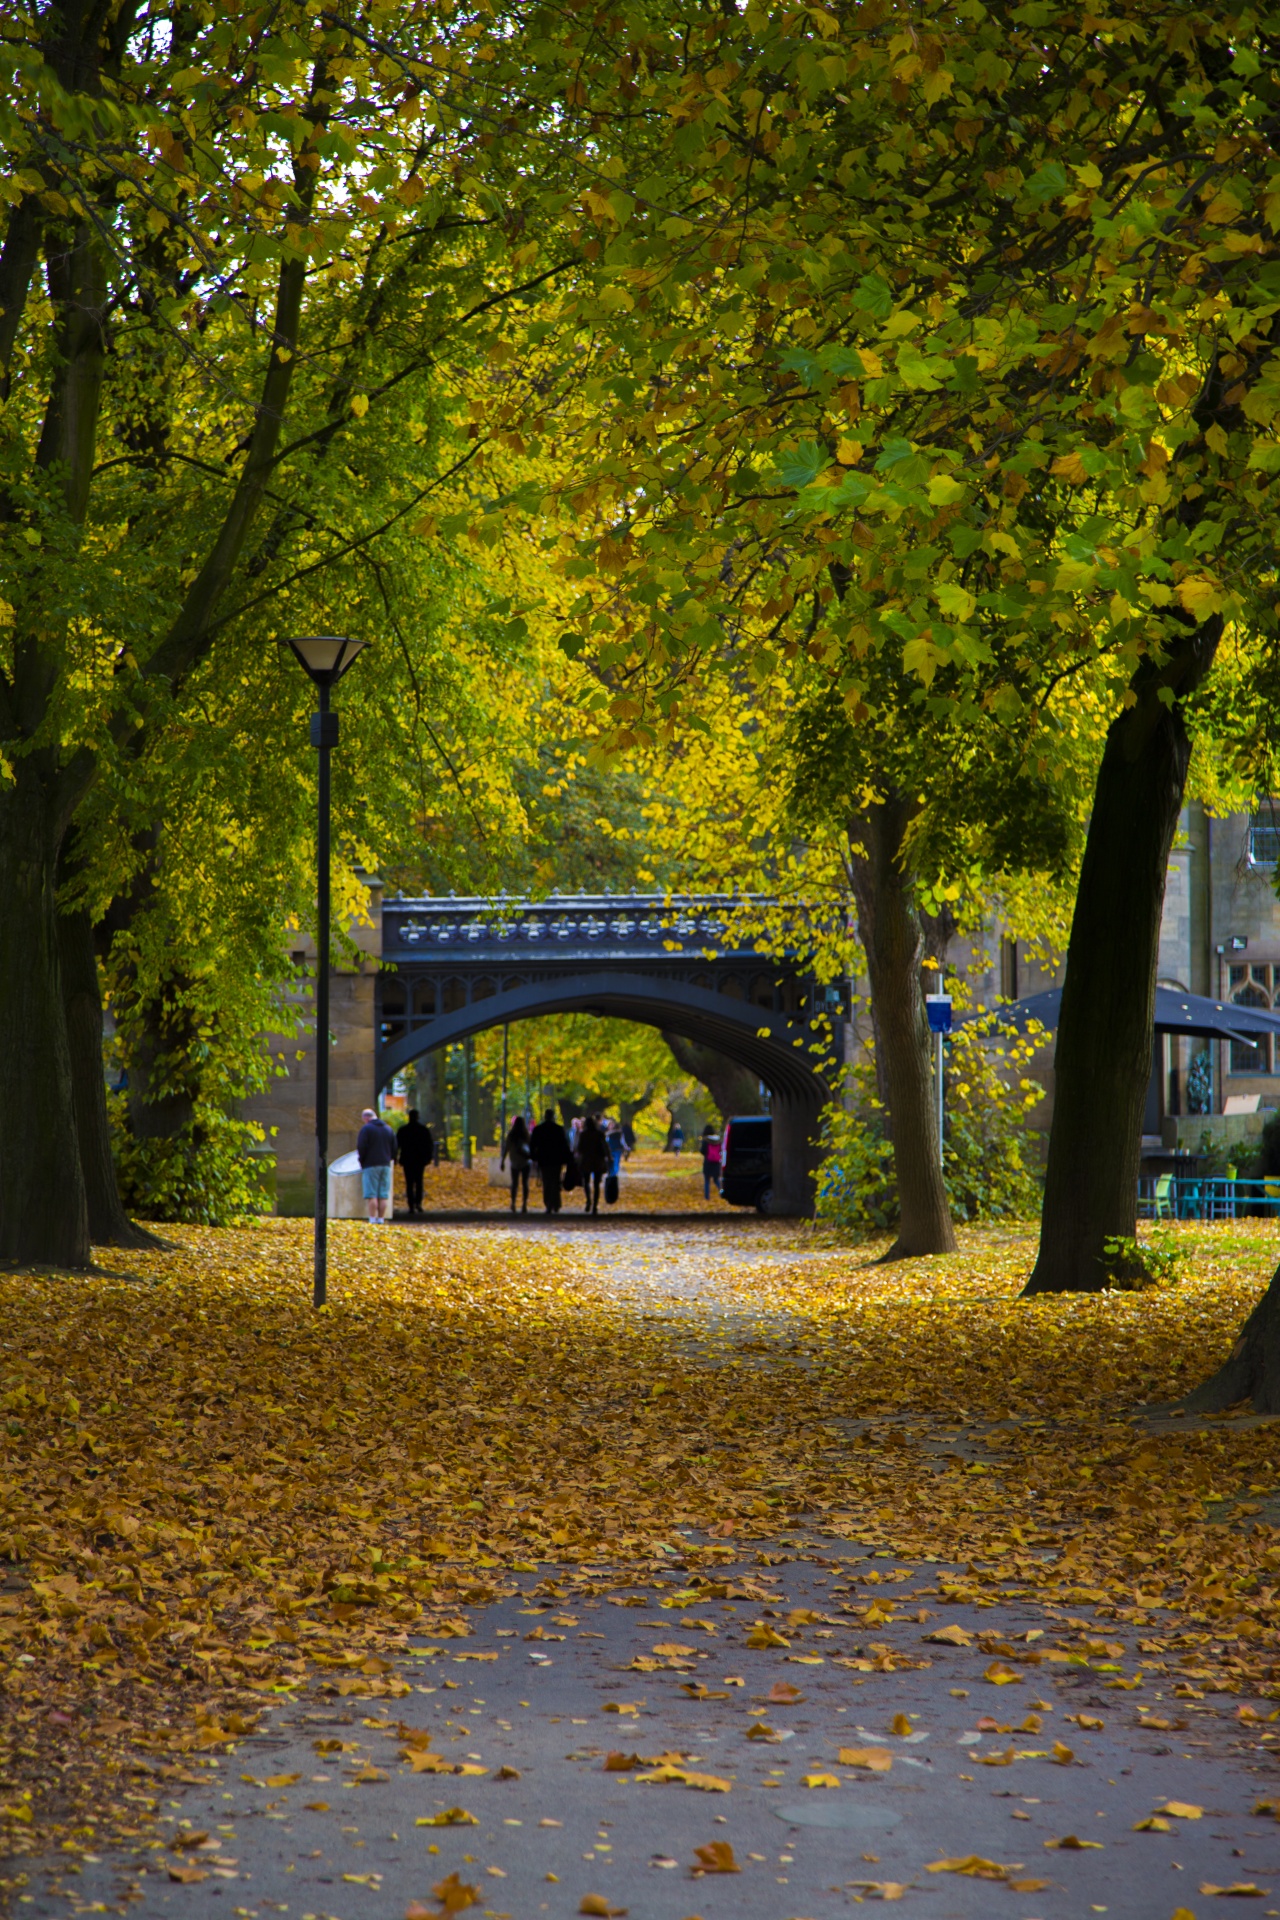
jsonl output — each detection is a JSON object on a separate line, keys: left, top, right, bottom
{"left": 727, "top": 1118, "right": 771, "bottom": 1148}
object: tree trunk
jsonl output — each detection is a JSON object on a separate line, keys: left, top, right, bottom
{"left": 661, "top": 1032, "right": 766, "bottom": 1121}
{"left": 847, "top": 795, "right": 955, "bottom": 1260}
{"left": 1183, "top": 1262, "right": 1280, "bottom": 1413}
{"left": 58, "top": 904, "right": 162, "bottom": 1250}
{"left": 0, "top": 770, "right": 89, "bottom": 1267}
{"left": 1024, "top": 624, "right": 1221, "bottom": 1295}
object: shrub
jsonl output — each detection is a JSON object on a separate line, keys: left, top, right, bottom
{"left": 816, "top": 1013, "right": 1045, "bottom": 1237}
{"left": 109, "top": 1095, "right": 271, "bottom": 1226}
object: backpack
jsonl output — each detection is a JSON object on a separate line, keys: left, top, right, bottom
{"left": 604, "top": 1170, "right": 619, "bottom": 1205}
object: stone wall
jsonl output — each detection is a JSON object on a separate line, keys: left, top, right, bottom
{"left": 242, "top": 879, "right": 382, "bottom": 1216}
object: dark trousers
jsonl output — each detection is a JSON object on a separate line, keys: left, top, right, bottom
{"left": 539, "top": 1166, "right": 562, "bottom": 1213}
{"left": 582, "top": 1168, "right": 602, "bottom": 1214}
{"left": 510, "top": 1165, "right": 529, "bottom": 1211}
{"left": 403, "top": 1163, "right": 426, "bottom": 1212}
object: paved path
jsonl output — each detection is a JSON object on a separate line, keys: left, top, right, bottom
{"left": 39, "top": 1542, "right": 1280, "bottom": 1920}
{"left": 27, "top": 1226, "right": 1280, "bottom": 1920}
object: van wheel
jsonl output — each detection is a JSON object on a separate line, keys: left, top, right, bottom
{"left": 756, "top": 1186, "right": 773, "bottom": 1216}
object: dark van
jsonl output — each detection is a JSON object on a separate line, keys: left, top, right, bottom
{"left": 720, "top": 1114, "right": 773, "bottom": 1213}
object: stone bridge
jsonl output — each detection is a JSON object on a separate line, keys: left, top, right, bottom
{"left": 246, "top": 882, "right": 845, "bottom": 1217}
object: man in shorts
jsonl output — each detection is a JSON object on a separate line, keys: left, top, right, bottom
{"left": 356, "top": 1106, "right": 396, "bottom": 1223}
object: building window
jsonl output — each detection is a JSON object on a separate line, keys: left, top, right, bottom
{"left": 1249, "top": 807, "right": 1280, "bottom": 868}
{"left": 1229, "top": 963, "right": 1275, "bottom": 1073}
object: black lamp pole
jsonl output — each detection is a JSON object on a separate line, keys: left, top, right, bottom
{"left": 279, "top": 635, "right": 370, "bottom": 1309}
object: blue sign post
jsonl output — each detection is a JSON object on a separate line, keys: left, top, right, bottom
{"left": 925, "top": 991, "right": 953, "bottom": 1158}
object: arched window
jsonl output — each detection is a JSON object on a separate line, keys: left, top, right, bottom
{"left": 1229, "top": 966, "right": 1273, "bottom": 1074}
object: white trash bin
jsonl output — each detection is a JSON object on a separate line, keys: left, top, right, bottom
{"left": 327, "top": 1149, "right": 365, "bottom": 1220}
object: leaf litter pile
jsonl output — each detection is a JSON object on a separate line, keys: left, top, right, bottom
{"left": 4, "top": 1215, "right": 1280, "bottom": 1889}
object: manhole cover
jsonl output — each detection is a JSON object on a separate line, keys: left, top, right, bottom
{"left": 774, "top": 1800, "right": 903, "bottom": 1831}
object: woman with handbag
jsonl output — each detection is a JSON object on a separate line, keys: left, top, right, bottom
{"left": 576, "top": 1114, "right": 609, "bottom": 1217}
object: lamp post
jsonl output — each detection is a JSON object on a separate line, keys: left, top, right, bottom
{"left": 279, "top": 635, "right": 370, "bottom": 1308}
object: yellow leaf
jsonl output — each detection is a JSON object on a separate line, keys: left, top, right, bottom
{"left": 839, "top": 1747, "right": 892, "bottom": 1772}
{"left": 802, "top": 1771, "right": 842, "bottom": 1788}
{"left": 349, "top": 393, "right": 369, "bottom": 418}
{"left": 263, "top": 1772, "right": 301, "bottom": 1788}
{"left": 1052, "top": 1741, "right": 1074, "bottom": 1764}
{"left": 927, "top": 1856, "right": 1013, "bottom": 1878}
{"left": 1133, "top": 1816, "right": 1172, "bottom": 1832}
{"left": 415, "top": 1808, "right": 478, "bottom": 1827}
{"left": 1044, "top": 1835, "right": 1103, "bottom": 1850}
{"left": 1198, "top": 1886, "right": 1268, "bottom": 1898}
{"left": 745, "top": 1626, "right": 790, "bottom": 1649}
{"left": 692, "top": 1840, "right": 740, "bottom": 1873}
{"left": 924, "top": 1623, "right": 973, "bottom": 1646}
{"left": 1158, "top": 1801, "right": 1204, "bottom": 1820}
{"left": 1050, "top": 450, "right": 1089, "bottom": 484}
{"left": 984, "top": 1661, "right": 1021, "bottom": 1686}
{"left": 1175, "top": 576, "right": 1224, "bottom": 620}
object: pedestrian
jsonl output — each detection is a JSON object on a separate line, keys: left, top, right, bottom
{"left": 576, "top": 1113, "right": 609, "bottom": 1216}
{"left": 667, "top": 1117, "right": 685, "bottom": 1155}
{"left": 501, "top": 1113, "right": 532, "bottom": 1215}
{"left": 529, "top": 1108, "right": 571, "bottom": 1215}
{"left": 606, "top": 1118, "right": 625, "bottom": 1177}
{"left": 356, "top": 1105, "right": 396, "bottom": 1224}
{"left": 397, "top": 1107, "right": 434, "bottom": 1216}
{"left": 701, "top": 1122, "right": 722, "bottom": 1200}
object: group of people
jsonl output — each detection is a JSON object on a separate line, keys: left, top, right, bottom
{"left": 501, "top": 1110, "right": 630, "bottom": 1217}
{"left": 354, "top": 1100, "right": 714, "bottom": 1223}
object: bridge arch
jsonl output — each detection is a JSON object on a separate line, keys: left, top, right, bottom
{"left": 375, "top": 894, "right": 843, "bottom": 1216}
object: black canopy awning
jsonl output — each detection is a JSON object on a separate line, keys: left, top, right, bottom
{"left": 966, "top": 985, "right": 1280, "bottom": 1047}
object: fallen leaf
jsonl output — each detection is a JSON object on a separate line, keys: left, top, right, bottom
{"left": 1070, "top": 1714, "right": 1104, "bottom": 1730}
{"left": 1008, "top": 1878, "right": 1051, "bottom": 1893}
{"left": 604, "top": 1752, "right": 640, "bottom": 1771}
{"left": 415, "top": 1808, "right": 478, "bottom": 1827}
{"left": 603, "top": 1702, "right": 640, "bottom": 1715}
{"left": 1044, "top": 1835, "right": 1104, "bottom": 1850}
{"left": 578, "top": 1897, "right": 628, "bottom": 1916}
{"left": 652, "top": 1641, "right": 699, "bottom": 1656}
{"left": 1133, "top": 1816, "right": 1172, "bottom": 1832}
{"left": 745, "top": 1626, "right": 790, "bottom": 1649}
{"left": 984, "top": 1661, "right": 1021, "bottom": 1686}
{"left": 850, "top": 1882, "right": 910, "bottom": 1901}
{"left": 167, "top": 1866, "right": 208, "bottom": 1884}
{"left": 1198, "top": 1886, "right": 1269, "bottom": 1899}
{"left": 495, "top": 1764, "right": 521, "bottom": 1780}
{"left": 168, "top": 1831, "right": 210, "bottom": 1851}
{"left": 926, "top": 1856, "right": 1014, "bottom": 1879}
{"left": 634, "top": 1764, "right": 732, "bottom": 1792}
{"left": 1159, "top": 1801, "right": 1205, "bottom": 1820}
{"left": 432, "top": 1872, "right": 480, "bottom": 1913}
{"left": 692, "top": 1841, "right": 740, "bottom": 1874}
{"left": 888, "top": 1713, "right": 913, "bottom": 1736}
{"left": 802, "top": 1771, "right": 841, "bottom": 1788}
{"left": 924, "top": 1624, "right": 974, "bottom": 1646}
{"left": 839, "top": 1747, "right": 892, "bottom": 1772}
{"left": 303, "top": 1800, "right": 330, "bottom": 1812}
{"left": 1051, "top": 1741, "right": 1074, "bottom": 1764}
{"left": 768, "top": 1682, "right": 804, "bottom": 1703}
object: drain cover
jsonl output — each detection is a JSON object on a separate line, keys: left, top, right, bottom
{"left": 774, "top": 1800, "right": 904, "bottom": 1831}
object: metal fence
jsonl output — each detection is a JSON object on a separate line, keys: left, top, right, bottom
{"left": 1138, "top": 1175, "right": 1280, "bottom": 1221}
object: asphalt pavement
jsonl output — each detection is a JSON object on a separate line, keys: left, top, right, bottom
{"left": 29, "top": 1535, "right": 1280, "bottom": 1920}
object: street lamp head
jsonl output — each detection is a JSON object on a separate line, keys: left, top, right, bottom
{"left": 279, "top": 634, "right": 370, "bottom": 687}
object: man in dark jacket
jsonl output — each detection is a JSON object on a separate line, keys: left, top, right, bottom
{"left": 396, "top": 1108, "right": 435, "bottom": 1216}
{"left": 529, "top": 1109, "right": 570, "bottom": 1216}
{"left": 356, "top": 1106, "right": 397, "bottom": 1224}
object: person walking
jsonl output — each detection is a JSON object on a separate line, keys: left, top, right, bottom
{"left": 397, "top": 1108, "right": 434, "bottom": 1216}
{"left": 356, "top": 1105, "right": 396, "bottom": 1223}
{"left": 501, "top": 1113, "right": 532, "bottom": 1215}
{"left": 576, "top": 1113, "right": 609, "bottom": 1217}
{"left": 529, "top": 1108, "right": 571, "bottom": 1215}
{"left": 701, "top": 1122, "right": 722, "bottom": 1200}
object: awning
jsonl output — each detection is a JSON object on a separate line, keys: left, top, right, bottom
{"left": 965, "top": 985, "right": 1280, "bottom": 1048}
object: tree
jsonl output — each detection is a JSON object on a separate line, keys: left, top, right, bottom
{"left": 532, "top": 1, "right": 1280, "bottom": 1283}
{"left": 0, "top": 0, "right": 595, "bottom": 1262}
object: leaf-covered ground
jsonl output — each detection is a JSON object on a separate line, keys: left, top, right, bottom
{"left": 2, "top": 1217, "right": 1279, "bottom": 1892}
